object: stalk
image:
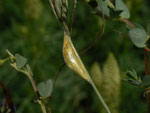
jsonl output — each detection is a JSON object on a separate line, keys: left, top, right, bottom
{"left": 88, "top": 74, "right": 111, "bottom": 113}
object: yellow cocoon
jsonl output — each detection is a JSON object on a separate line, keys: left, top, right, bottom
{"left": 63, "top": 32, "right": 89, "bottom": 82}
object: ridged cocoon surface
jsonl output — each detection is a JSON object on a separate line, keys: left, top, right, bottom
{"left": 63, "top": 32, "right": 89, "bottom": 82}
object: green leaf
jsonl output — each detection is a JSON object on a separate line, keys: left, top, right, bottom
{"left": 142, "top": 76, "right": 150, "bottom": 87}
{"left": 126, "top": 69, "right": 138, "bottom": 80}
{"left": 106, "top": 0, "right": 115, "bottom": 9}
{"left": 0, "top": 59, "right": 8, "bottom": 66}
{"left": 95, "top": 0, "right": 110, "bottom": 17}
{"left": 129, "top": 28, "right": 148, "bottom": 48}
{"left": 6, "top": 49, "right": 15, "bottom": 60}
{"left": 15, "top": 54, "right": 27, "bottom": 68}
{"left": 115, "top": 0, "right": 130, "bottom": 19}
{"left": 122, "top": 78, "right": 141, "bottom": 86}
{"left": 37, "top": 79, "right": 53, "bottom": 98}
{"left": 26, "top": 64, "right": 33, "bottom": 76}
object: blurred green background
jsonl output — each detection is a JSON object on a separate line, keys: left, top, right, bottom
{"left": 0, "top": 0, "right": 150, "bottom": 113}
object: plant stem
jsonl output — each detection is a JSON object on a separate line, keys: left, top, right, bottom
{"left": 120, "top": 18, "right": 150, "bottom": 113}
{"left": 144, "top": 49, "right": 150, "bottom": 75}
{"left": 120, "top": 18, "right": 136, "bottom": 28}
{"left": 88, "top": 75, "right": 111, "bottom": 113}
{"left": 79, "top": 0, "right": 105, "bottom": 55}
{"left": 63, "top": 22, "right": 70, "bottom": 34}
{"left": 26, "top": 73, "right": 48, "bottom": 113}
{"left": 27, "top": 73, "right": 38, "bottom": 93}
{"left": 144, "top": 49, "right": 150, "bottom": 113}
{"left": 71, "top": 0, "right": 77, "bottom": 28}
{"left": 39, "top": 101, "right": 47, "bottom": 113}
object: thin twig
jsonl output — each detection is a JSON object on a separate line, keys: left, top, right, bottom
{"left": 24, "top": 72, "right": 47, "bottom": 113}
{"left": 120, "top": 18, "right": 136, "bottom": 28}
{"left": 71, "top": 0, "right": 77, "bottom": 28}
{"left": 47, "top": 63, "right": 65, "bottom": 110}
{"left": 121, "top": 78, "right": 141, "bottom": 86}
{"left": 26, "top": 73, "right": 38, "bottom": 93}
{"left": 79, "top": 0, "right": 105, "bottom": 55}
{"left": 52, "top": 63, "right": 65, "bottom": 90}
{"left": 114, "top": 29, "right": 129, "bottom": 39}
{"left": 88, "top": 74, "right": 111, "bottom": 113}
{"left": 144, "top": 48, "right": 150, "bottom": 113}
{"left": 144, "top": 49, "right": 150, "bottom": 75}
{"left": 46, "top": 99, "right": 51, "bottom": 113}
{"left": 63, "top": 22, "right": 70, "bottom": 34}
{"left": 145, "top": 47, "right": 150, "bottom": 52}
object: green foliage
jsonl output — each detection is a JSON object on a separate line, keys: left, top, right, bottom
{"left": 0, "top": 107, "right": 11, "bottom": 113}
{"left": 126, "top": 69, "right": 139, "bottom": 80}
{"left": 0, "top": 58, "right": 8, "bottom": 66}
{"left": 37, "top": 79, "right": 53, "bottom": 98}
{"left": 0, "top": 0, "right": 150, "bottom": 113}
{"left": 95, "top": 0, "right": 110, "bottom": 17}
{"left": 26, "top": 64, "right": 33, "bottom": 76}
{"left": 90, "top": 53, "right": 121, "bottom": 113}
{"left": 123, "top": 69, "right": 142, "bottom": 87}
{"left": 15, "top": 54, "right": 28, "bottom": 68}
{"left": 115, "top": 0, "right": 130, "bottom": 19}
{"left": 106, "top": 0, "right": 115, "bottom": 9}
{"left": 129, "top": 28, "right": 148, "bottom": 48}
{"left": 89, "top": 0, "right": 130, "bottom": 19}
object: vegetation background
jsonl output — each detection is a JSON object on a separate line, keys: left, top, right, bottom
{"left": 0, "top": 0, "right": 150, "bottom": 113}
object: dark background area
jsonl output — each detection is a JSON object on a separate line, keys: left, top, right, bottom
{"left": 0, "top": 0, "right": 150, "bottom": 113}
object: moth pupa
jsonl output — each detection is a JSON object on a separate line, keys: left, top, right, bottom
{"left": 63, "top": 32, "right": 89, "bottom": 82}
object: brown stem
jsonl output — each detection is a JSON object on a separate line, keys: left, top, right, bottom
{"left": 71, "top": 0, "right": 77, "bottom": 28}
{"left": 46, "top": 98, "right": 52, "bottom": 113}
{"left": 120, "top": 18, "right": 136, "bottom": 28}
{"left": 52, "top": 63, "right": 65, "bottom": 90}
{"left": 26, "top": 73, "right": 47, "bottom": 113}
{"left": 114, "top": 29, "right": 129, "bottom": 39}
{"left": 63, "top": 22, "right": 70, "bottom": 34}
{"left": 0, "top": 81, "right": 16, "bottom": 113}
{"left": 145, "top": 47, "right": 150, "bottom": 52}
{"left": 144, "top": 49, "right": 150, "bottom": 75}
{"left": 144, "top": 49, "right": 150, "bottom": 113}
{"left": 27, "top": 73, "right": 38, "bottom": 93}
{"left": 79, "top": 0, "right": 105, "bottom": 55}
{"left": 47, "top": 63, "right": 65, "bottom": 109}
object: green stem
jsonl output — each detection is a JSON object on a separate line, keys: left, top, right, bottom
{"left": 39, "top": 101, "right": 47, "bottom": 113}
{"left": 88, "top": 75, "right": 111, "bottom": 113}
{"left": 26, "top": 72, "right": 48, "bottom": 113}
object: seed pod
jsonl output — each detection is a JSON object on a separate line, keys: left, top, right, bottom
{"left": 63, "top": 32, "right": 89, "bottom": 82}
{"left": 52, "top": 0, "right": 68, "bottom": 21}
